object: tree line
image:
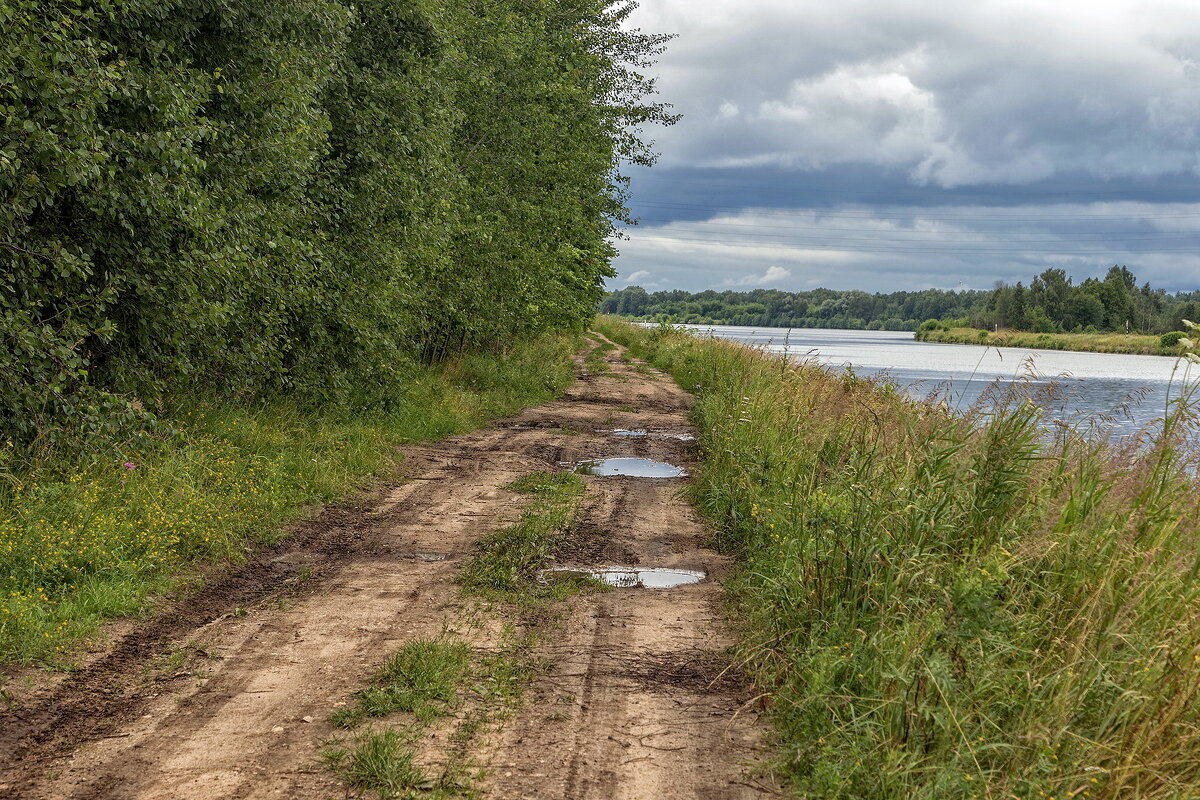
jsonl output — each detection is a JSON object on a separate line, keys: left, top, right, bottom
{"left": 1, "top": 0, "right": 673, "bottom": 452}
{"left": 604, "top": 266, "right": 1199, "bottom": 333}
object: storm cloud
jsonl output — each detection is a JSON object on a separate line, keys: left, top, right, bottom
{"left": 614, "top": 0, "right": 1200, "bottom": 292}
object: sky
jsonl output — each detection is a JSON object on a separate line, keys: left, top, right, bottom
{"left": 611, "top": 0, "right": 1200, "bottom": 294}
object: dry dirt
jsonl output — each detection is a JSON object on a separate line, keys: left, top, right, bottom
{"left": 0, "top": 334, "right": 774, "bottom": 799}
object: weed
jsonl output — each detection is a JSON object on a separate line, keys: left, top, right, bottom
{"left": 333, "top": 638, "right": 471, "bottom": 727}
{"left": 324, "top": 729, "right": 428, "bottom": 798}
{"left": 457, "top": 472, "right": 585, "bottom": 598}
{"left": 599, "top": 315, "right": 1200, "bottom": 800}
{"left": 0, "top": 334, "right": 578, "bottom": 665}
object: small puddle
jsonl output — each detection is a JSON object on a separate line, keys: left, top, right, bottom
{"left": 573, "top": 457, "right": 687, "bottom": 478}
{"left": 395, "top": 552, "right": 450, "bottom": 562}
{"left": 545, "top": 566, "right": 706, "bottom": 589}
{"left": 603, "top": 429, "right": 695, "bottom": 442}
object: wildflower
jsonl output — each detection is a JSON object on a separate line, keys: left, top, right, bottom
{"left": 123, "top": 462, "right": 137, "bottom": 470}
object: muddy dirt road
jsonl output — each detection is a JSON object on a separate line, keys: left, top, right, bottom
{"left": 0, "top": 335, "right": 770, "bottom": 799}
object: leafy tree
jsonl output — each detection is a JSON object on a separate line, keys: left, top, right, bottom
{"left": 1, "top": 0, "right": 675, "bottom": 451}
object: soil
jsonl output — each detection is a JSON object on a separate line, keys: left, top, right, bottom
{"left": 0, "top": 334, "right": 774, "bottom": 799}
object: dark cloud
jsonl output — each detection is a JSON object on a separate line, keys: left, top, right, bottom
{"left": 613, "top": 0, "right": 1200, "bottom": 292}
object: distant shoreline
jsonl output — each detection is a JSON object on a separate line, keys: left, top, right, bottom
{"left": 915, "top": 326, "right": 1179, "bottom": 357}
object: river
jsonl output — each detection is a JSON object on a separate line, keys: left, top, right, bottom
{"left": 680, "top": 325, "right": 1192, "bottom": 439}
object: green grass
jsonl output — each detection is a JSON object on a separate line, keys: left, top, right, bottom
{"left": 456, "top": 472, "right": 586, "bottom": 599}
{"left": 324, "top": 729, "right": 431, "bottom": 799}
{"left": 598, "top": 315, "right": 1200, "bottom": 800}
{"left": 332, "top": 638, "right": 472, "bottom": 728}
{"left": 583, "top": 334, "right": 616, "bottom": 374}
{"left": 326, "top": 468, "right": 593, "bottom": 796}
{"left": 917, "top": 326, "right": 1175, "bottom": 355}
{"left": 0, "top": 335, "right": 578, "bottom": 666}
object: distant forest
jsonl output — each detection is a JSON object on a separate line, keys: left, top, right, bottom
{"left": 603, "top": 266, "right": 1200, "bottom": 334}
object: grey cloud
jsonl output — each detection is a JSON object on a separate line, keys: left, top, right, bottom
{"left": 612, "top": 202, "right": 1200, "bottom": 293}
{"left": 631, "top": 0, "right": 1200, "bottom": 186}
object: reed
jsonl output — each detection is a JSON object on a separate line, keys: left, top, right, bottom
{"left": 918, "top": 326, "right": 1174, "bottom": 356}
{"left": 598, "top": 316, "right": 1200, "bottom": 800}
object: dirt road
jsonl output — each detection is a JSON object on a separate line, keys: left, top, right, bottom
{"left": 0, "top": 335, "right": 770, "bottom": 799}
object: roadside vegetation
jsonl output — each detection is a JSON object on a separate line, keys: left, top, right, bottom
{"left": 915, "top": 325, "right": 1177, "bottom": 356}
{"left": 326, "top": 469, "right": 594, "bottom": 797}
{"left": 598, "top": 315, "right": 1200, "bottom": 800}
{"left": 0, "top": 337, "right": 576, "bottom": 666}
{"left": 3, "top": 0, "right": 675, "bottom": 671}
{"left": 457, "top": 471, "right": 588, "bottom": 600}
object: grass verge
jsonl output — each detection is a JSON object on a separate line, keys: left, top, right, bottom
{"left": 0, "top": 335, "right": 578, "bottom": 666}
{"left": 597, "top": 315, "right": 1200, "bottom": 800}
{"left": 917, "top": 326, "right": 1175, "bottom": 355}
{"left": 457, "top": 471, "right": 588, "bottom": 600}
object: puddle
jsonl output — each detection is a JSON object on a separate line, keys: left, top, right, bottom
{"left": 572, "top": 457, "right": 687, "bottom": 478}
{"left": 603, "top": 429, "right": 695, "bottom": 442}
{"left": 545, "top": 566, "right": 706, "bottom": 589}
{"left": 395, "top": 552, "right": 450, "bottom": 562}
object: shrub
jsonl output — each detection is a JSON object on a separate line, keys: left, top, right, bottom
{"left": 1161, "top": 331, "right": 1188, "bottom": 348}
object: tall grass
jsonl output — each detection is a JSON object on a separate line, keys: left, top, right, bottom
{"left": 598, "top": 316, "right": 1200, "bottom": 800}
{"left": 918, "top": 326, "right": 1174, "bottom": 356}
{"left": 0, "top": 335, "right": 578, "bottom": 666}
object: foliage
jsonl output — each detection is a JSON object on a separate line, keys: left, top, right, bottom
{"left": 599, "top": 315, "right": 1200, "bottom": 800}
{"left": 1162, "top": 331, "right": 1188, "bottom": 348}
{"left": 324, "top": 729, "right": 429, "bottom": 799}
{"left": 457, "top": 471, "right": 586, "bottom": 597}
{"left": 332, "top": 637, "right": 472, "bottom": 726}
{"left": 0, "top": 333, "right": 576, "bottom": 665}
{"left": 604, "top": 266, "right": 1199, "bottom": 334}
{"left": 1, "top": 0, "right": 674, "bottom": 454}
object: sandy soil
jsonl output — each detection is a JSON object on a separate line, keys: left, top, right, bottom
{"left": 0, "top": 335, "right": 773, "bottom": 799}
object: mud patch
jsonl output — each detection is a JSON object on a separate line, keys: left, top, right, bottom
{"left": 618, "top": 649, "right": 747, "bottom": 694}
{"left": 554, "top": 521, "right": 639, "bottom": 566}
{"left": 543, "top": 566, "right": 705, "bottom": 589}
{"left": 569, "top": 458, "right": 687, "bottom": 478}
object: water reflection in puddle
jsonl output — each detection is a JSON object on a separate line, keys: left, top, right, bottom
{"left": 605, "top": 429, "right": 696, "bottom": 442}
{"left": 545, "top": 566, "right": 706, "bottom": 589}
{"left": 571, "top": 457, "right": 687, "bottom": 478}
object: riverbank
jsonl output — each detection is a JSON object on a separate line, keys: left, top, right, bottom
{"left": 0, "top": 334, "right": 578, "bottom": 666}
{"left": 916, "top": 325, "right": 1177, "bottom": 355}
{"left": 597, "top": 315, "right": 1200, "bottom": 799}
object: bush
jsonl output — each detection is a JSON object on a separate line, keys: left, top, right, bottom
{"left": 1161, "top": 331, "right": 1188, "bottom": 348}
{"left": 917, "top": 318, "right": 943, "bottom": 333}
{"left": 0, "top": 0, "right": 674, "bottom": 455}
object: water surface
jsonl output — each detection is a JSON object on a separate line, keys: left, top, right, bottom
{"left": 684, "top": 325, "right": 1186, "bottom": 438}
